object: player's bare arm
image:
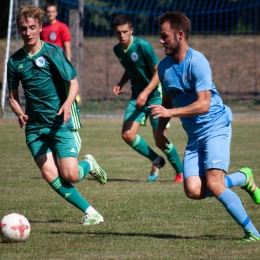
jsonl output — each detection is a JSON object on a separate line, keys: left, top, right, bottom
{"left": 150, "top": 94, "right": 172, "bottom": 150}
{"left": 149, "top": 90, "right": 211, "bottom": 118}
{"left": 113, "top": 70, "right": 129, "bottom": 96}
{"left": 156, "top": 94, "right": 173, "bottom": 132}
{"left": 136, "top": 64, "right": 160, "bottom": 108}
{"left": 57, "top": 77, "right": 79, "bottom": 123}
{"left": 9, "top": 89, "right": 28, "bottom": 129}
{"left": 63, "top": 41, "right": 71, "bottom": 61}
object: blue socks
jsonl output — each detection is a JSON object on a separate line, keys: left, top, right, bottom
{"left": 217, "top": 189, "right": 259, "bottom": 236}
{"left": 225, "top": 171, "right": 246, "bottom": 188}
{"left": 204, "top": 172, "right": 259, "bottom": 236}
{"left": 205, "top": 171, "right": 246, "bottom": 198}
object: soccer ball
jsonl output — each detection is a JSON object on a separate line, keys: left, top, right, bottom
{"left": 0, "top": 213, "right": 30, "bottom": 243}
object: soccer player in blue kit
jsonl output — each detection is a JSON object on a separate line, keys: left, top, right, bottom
{"left": 149, "top": 11, "right": 260, "bottom": 242}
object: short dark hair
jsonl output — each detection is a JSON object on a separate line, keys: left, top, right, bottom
{"left": 44, "top": 1, "right": 58, "bottom": 12}
{"left": 16, "top": 3, "right": 45, "bottom": 30}
{"left": 158, "top": 11, "right": 191, "bottom": 40}
{"left": 113, "top": 14, "right": 133, "bottom": 29}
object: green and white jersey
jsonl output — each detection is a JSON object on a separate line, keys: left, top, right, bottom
{"left": 113, "top": 36, "right": 161, "bottom": 98}
{"left": 7, "top": 41, "right": 81, "bottom": 130}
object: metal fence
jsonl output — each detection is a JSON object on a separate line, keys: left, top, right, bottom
{"left": 1, "top": 0, "right": 260, "bottom": 117}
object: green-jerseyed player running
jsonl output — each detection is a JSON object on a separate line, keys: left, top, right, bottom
{"left": 112, "top": 14, "right": 183, "bottom": 183}
{"left": 7, "top": 3, "right": 106, "bottom": 225}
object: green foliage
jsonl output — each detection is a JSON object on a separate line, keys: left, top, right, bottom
{"left": 1, "top": 118, "right": 260, "bottom": 259}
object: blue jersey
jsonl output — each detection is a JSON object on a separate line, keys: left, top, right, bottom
{"left": 158, "top": 47, "right": 232, "bottom": 139}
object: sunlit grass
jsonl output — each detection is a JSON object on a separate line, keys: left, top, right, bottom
{"left": 0, "top": 117, "right": 260, "bottom": 259}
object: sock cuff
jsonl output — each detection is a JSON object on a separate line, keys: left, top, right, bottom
{"left": 162, "top": 142, "right": 173, "bottom": 154}
{"left": 225, "top": 175, "right": 233, "bottom": 188}
{"left": 217, "top": 188, "right": 230, "bottom": 202}
{"left": 242, "top": 216, "right": 250, "bottom": 228}
{"left": 50, "top": 176, "right": 64, "bottom": 190}
{"left": 130, "top": 135, "right": 140, "bottom": 148}
{"left": 78, "top": 165, "right": 84, "bottom": 181}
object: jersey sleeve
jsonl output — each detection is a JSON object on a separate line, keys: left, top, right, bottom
{"left": 60, "top": 23, "right": 71, "bottom": 43}
{"left": 50, "top": 47, "right": 76, "bottom": 81}
{"left": 141, "top": 42, "right": 159, "bottom": 67}
{"left": 7, "top": 59, "right": 19, "bottom": 90}
{"left": 192, "top": 57, "right": 213, "bottom": 93}
{"left": 157, "top": 60, "right": 170, "bottom": 96}
{"left": 113, "top": 44, "right": 120, "bottom": 59}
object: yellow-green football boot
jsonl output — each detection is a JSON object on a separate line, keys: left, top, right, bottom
{"left": 240, "top": 167, "right": 260, "bottom": 204}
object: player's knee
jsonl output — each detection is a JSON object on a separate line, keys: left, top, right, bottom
{"left": 61, "top": 170, "right": 79, "bottom": 183}
{"left": 121, "top": 132, "right": 134, "bottom": 144}
{"left": 206, "top": 181, "right": 225, "bottom": 197}
{"left": 41, "top": 168, "right": 59, "bottom": 183}
{"left": 184, "top": 188, "right": 202, "bottom": 199}
{"left": 184, "top": 182, "right": 204, "bottom": 200}
{"left": 63, "top": 175, "right": 78, "bottom": 183}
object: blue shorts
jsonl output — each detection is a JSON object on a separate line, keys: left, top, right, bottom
{"left": 26, "top": 127, "right": 82, "bottom": 160}
{"left": 183, "top": 124, "right": 232, "bottom": 180}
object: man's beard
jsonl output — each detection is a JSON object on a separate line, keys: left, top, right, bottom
{"left": 166, "top": 41, "right": 180, "bottom": 56}
{"left": 165, "top": 33, "right": 180, "bottom": 56}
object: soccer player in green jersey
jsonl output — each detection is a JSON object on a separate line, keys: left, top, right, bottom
{"left": 112, "top": 14, "right": 183, "bottom": 183}
{"left": 7, "top": 3, "right": 106, "bottom": 225}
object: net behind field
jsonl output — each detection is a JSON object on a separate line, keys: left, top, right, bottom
{"left": 2, "top": 0, "right": 260, "bottom": 117}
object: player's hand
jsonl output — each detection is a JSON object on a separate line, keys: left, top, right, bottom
{"left": 18, "top": 114, "right": 28, "bottom": 130}
{"left": 136, "top": 92, "right": 148, "bottom": 108}
{"left": 57, "top": 103, "right": 71, "bottom": 124}
{"left": 148, "top": 105, "right": 171, "bottom": 118}
{"left": 155, "top": 132, "right": 170, "bottom": 150}
{"left": 113, "top": 85, "right": 124, "bottom": 96}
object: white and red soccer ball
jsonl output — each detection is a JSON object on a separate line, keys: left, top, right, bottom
{"left": 0, "top": 213, "right": 30, "bottom": 243}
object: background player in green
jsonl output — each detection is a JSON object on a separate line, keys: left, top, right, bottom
{"left": 7, "top": 3, "right": 106, "bottom": 225}
{"left": 112, "top": 14, "right": 183, "bottom": 183}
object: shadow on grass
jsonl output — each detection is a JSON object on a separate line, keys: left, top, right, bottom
{"left": 92, "top": 178, "right": 176, "bottom": 183}
{"left": 29, "top": 220, "right": 63, "bottom": 223}
{"left": 106, "top": 178, "right": 143, "bottom": 182}
{"left": 50, "top": 230, "right": 234, "bottom": 240}
{"left": 30, "top": 177, "right": 146, "bottom": 183}
{"left": 30, "top": 177, "right": 175, "bottom": 183}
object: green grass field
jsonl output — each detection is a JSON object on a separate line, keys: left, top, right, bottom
{"left": 1, "top": 117, "right": 260, "bottom": 259}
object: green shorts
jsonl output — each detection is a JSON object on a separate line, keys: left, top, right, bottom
{"left": 124, "top": 97, "right": 170, "bottom": 129}
{"left": 25, "top": 127, "right": 82, "bottom": 160}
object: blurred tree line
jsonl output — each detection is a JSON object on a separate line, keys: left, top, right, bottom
{"left": 71, "top": 0, "right": 260, "bottom": 35}
{"left": 0, "top": 0, "right": 259, "bottom": 38}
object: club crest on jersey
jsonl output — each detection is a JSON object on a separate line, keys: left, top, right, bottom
{"left": 35, "top": 56, "right": 46, "bottom": 67}
{"left": 131, "top": 52, "right": 138, "bottom": 61}
{"left": 50, "top": 32, "right": 57, "bottom": 41}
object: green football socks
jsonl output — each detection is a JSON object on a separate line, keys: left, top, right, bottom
{"left": 50, "top": 176, "right": 90, "bottom": 212}
{"left": 162, "top": 142, "right": 183, "bottom": 174}
{"left": 130, "top": 134, "right": 158, "bottom": 162}
{"left": 78, "top": 161, "right": 91, "bottom": 181}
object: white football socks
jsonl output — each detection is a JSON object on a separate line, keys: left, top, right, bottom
{"left": 85, "top": 206, "right": 98, "bottom": 215}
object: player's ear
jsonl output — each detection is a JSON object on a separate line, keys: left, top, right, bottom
{"left": 178, "top": 31, "right": 184, "bottom": 41}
